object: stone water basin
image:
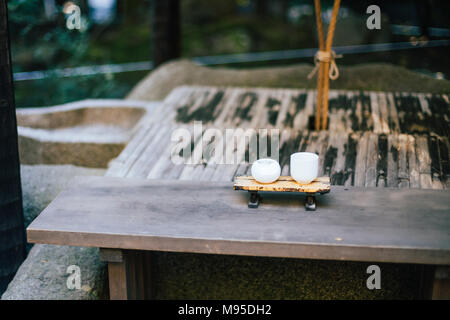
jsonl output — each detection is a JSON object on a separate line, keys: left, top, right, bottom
{"left": 17, "top": 99, "right": 158, "bottom": 168}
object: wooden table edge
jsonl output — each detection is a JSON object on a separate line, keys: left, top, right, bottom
{"left": 26, "top": 228, "right": 450, "bottom": 266}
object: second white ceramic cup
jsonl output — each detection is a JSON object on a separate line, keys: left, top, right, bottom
{"left": 290, "top": 152, "right": 319, "bottom": 184}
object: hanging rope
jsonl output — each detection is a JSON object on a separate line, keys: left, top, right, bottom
{"left": 310, "top": 0, "right": 341, "bottom": 130}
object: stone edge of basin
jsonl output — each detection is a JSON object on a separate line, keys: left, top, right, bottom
{"left": 16, "top": 98, "right": 160, "bottom": 115}
{"left": 16, "top": 99, "right": 162, "bottom": 167}
{"left": 16, "top": 99, "right": 162, "bottom": 141}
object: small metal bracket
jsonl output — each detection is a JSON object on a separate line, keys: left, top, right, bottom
{"left": 305, "top": 195, "right": 316, "bottom": 211}
{"left": 248, "top": 191, "right": 320, "bottom": 211}
{"left": 248, "top": 191, "right": 261, "bottom": 208}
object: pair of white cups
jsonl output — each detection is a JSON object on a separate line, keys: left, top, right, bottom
{"left": 251, "top": 152, "right": 319, "bottom": 184}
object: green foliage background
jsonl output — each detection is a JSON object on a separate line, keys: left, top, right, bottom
{"left": 9, "top": 0, "right": 318, "bottom": 107}
{"left": 8, "top": 0, "right": 450, "bottom": 107}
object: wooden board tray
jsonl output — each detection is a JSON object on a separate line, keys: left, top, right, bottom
{"left": 234, "top": 176, "right": 331, "bottom": 193}
{"left": 233, "top": 176, "right": 331, "bottom": 210}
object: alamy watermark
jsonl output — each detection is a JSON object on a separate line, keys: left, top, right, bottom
{"left": 170, "top": 121, "right": 280, "bottom": 165}
{"left": 366, "top": 5, "right": 381, "bottom": 30}
{"left": 63, "top": 3, "right": 81, "bottom": 30}
{"left": 66, "top": 264, "right": 81, "bottom": 290}
{"left": 366, "top": 265, "right": 381, "bottom": 290}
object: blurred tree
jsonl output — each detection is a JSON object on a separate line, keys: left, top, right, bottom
{"left": 151, "top": 0, "right": 180, "bottom": 67}
{"left": 250, "top": 0, "right": 268, "bottom": 51}
{"left": 0, "top": 0, "right": 26, "bottom": 295}
{"left": 8, "top": 0, "right": 89, "bottom": 71}
{"left": 119, "top": 0, "right": 144, "bottom": 24}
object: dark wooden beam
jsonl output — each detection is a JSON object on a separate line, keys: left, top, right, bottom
{"left": 0, "top": 0, "right": 26, "bottom": 295}
{"left": 151, "top": 0, "right": 181, "bottom": 68}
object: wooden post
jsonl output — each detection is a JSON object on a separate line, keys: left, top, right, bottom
{"left": 431, "top": 266, "right": 450, "bottom": 300}
{"left": 0, "top": 0, "right": 27, "bottom": 295}
{"left": 255, "top": 0, "right": 269, "bottom": 18}
{"left": 100, "top": 249, "right": 154, "bottom": 300}
{"left": 151, "top": 0, "right": 180, "bottom": 68}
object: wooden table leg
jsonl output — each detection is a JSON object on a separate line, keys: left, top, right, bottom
{"left": 419, "top": 265, "right": 450, "bottom": 300}
{"left": 100, "top": 248, "right": 154, "bottom": 300}
{"left": 431, "top": 266, "right": 450, "bottom": 300}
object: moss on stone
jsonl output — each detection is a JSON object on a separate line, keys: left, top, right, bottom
{"left": 127, "top": 60, "right": 450, "bottom": 102}
{"left": 153, "top": 252, "right": 423, "bottom": 300}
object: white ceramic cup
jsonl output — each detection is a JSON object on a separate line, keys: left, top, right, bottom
{"left": 290, "top": 152, "right": 319, "bottom": 184}
{"left": 251, "top": 158, "right": 281, "bottom": 183}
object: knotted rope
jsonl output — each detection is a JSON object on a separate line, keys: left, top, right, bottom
{"left": 310, "top": 0, "right": 341, "bottom": 130}
{"left": 307, "top": 50, "right": 342, "bottom": 81}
